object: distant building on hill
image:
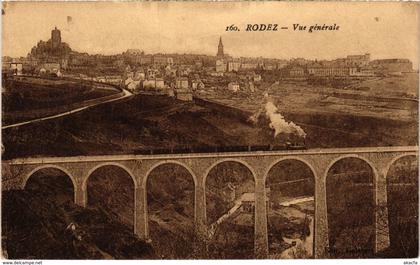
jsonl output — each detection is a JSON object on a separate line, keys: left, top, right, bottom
{"left": 10, "top": 63, "right": 23, "bottom": 76}
{"left": 51, "top": 27, "right": 62, "bottom": 49}
{"left": 28, "top": 27, "right": 72, "bottom": 69}
{"left": 345, "top": 53, "right": 370, "bottom": 67}
{"left": 289, "top": 67, "right": 305, "bottom": 77}
{"left": 370, "top": 59, "right": 413, "bottom": 75}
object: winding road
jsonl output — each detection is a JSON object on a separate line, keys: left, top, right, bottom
{"left": 2, "top": 86, "right": 133, "bottom": 130}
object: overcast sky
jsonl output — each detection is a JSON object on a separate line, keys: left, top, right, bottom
{"left": 2, "top": 2, "right": 419, "bottom": 66}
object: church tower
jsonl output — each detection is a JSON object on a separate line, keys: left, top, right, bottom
{"left": 217, "top": 36, "right": 224, "bottom": 58}
{"left": 51, "top": 26, "right": 61, "bottom": 49}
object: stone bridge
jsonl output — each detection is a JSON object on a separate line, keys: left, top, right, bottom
{"left": 2, "top": 146, "right": 418, "bottom": 258}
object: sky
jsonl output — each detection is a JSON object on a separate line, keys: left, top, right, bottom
{"left": 2, "top": 1, "right": 419, "bottom": 66}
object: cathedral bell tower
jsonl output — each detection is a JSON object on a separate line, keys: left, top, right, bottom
{"left": 217, "top": 36, "right": 224, "bottom": 58}
{"left": 51, "top": 26, "right": 61, "bottom": 49}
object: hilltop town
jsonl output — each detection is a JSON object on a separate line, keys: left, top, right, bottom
{"left": 3, "top": 27, "right": 416, "bottom": 102}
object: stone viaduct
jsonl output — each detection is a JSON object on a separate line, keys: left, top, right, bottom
{"left": 2, "top": 146, "right": 418, "bottom": 258}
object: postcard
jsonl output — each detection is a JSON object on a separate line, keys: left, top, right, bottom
{"left": 1, "top": 1, "right": 418, "bottom": 261}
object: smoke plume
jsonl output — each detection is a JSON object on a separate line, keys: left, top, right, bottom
{"left": 248, "top": 93, "right": 306, "bottom": 138}
{"left": 264, "top": 101, "right": 306, "bottom": 138}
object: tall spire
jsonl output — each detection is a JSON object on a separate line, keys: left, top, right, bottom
{"left": 217, "top": 36, "right": 224, "bottom": 57}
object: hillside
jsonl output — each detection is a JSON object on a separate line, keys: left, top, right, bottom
{"left": 2, "top": 92, "right": 417, "bottom": 160}
{"left": 1, "top": 171, "right": 155, "bottom": 259}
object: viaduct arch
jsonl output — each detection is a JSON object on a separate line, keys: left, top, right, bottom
{"left": 83, "top": 162, "right": 139, "bottom": 191}
{"left": 143, "top": 161, "right": 197, "bottom": 239}
{"left": 386, "top": 155, "right": 419, "bottom": 257}
{"left": 203, "top": 158, "right": 258, "bottom": 189}
{"left": 83, "top": 162, "right": 138, "bottom": 230}
{"left": 2, "top": 146, "right": 417, "bottom": 258}
{"left": 264, "top": 157, "right": 317, "bottom": 257}
{"left": 24, "top": 164, "right": 77, "bottom": 190}
{"left": 325, "top": 156, "right": 377, "bottom": 257}
{"left": 23, "top": 164, "right": 77, "bottom": 201}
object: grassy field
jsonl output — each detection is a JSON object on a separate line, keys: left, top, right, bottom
{"left": 204, "top": 74, "right": 418, "bottom": 123}
{"left": 2, "top": 77, "right": 120, "bottom": 125}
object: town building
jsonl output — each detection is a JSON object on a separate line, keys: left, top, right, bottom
{"left": 142, "top": 78, "right": 166, "bottom": 90}
{"left": 139, "top": 56, "right": 153, "bottom": 65}
{"left": 10, "top": 63, "right": 23, "bottom": 75}
{"left": 350, "top": 66, "right": 375, "bottom": 77}
{"left": 125, "top": 49, "right": 144, "bottom": 56}
{"left": 175, "top": 77, "right": 189, "bottom": 90}
{"left": 210, "top": 71, "right": 224, "bottom": 77}
{"left": 134, "top": 69, "right": 146, "bottom": 80}
{"left": 307, "top": 62, "right": 356, "bottom": 77}
{"left": 175, "top": 89, "right": 193, "bottom": 101}
{"left": 191, "top": 80, "right": 205, "bottom": 91}
{"left": 29, "top": 27, "right": 72, "bottom": 69}
{"left": 228, "top": 82, "right": 240, "bottom": 92}
{"left": 240, "top": 62, "right": 257, "bottom": 70}
{"left": 263, "top": 62, "right": 277, "bottom": 71}
{"left": 228, "top": 60, "right": 241, "bottom": 72}
{"left": 240, "top": 192, "right": 269, "bottom": 213}
{"left": 146, "top": 68, "right": 160, "bottom": 79}
{"left": 153, "top": 56, "right": 174, "bottom": 66}
{"left": 370, "top": 59, "right": 413, "bottom": 74}
{"left": 216, "top": 59, "right": 227, "bottom": 73}
{"left": 125, "top": 78, "right": 141, "bottom": 91}
{"left": 276, "top": 61, "right": 289, "bottom": 70}
{"left": 345, "top": 53, "right": 370, "bottom": 67}
{"left": 41, "top": 62, "right": 61, "bottom": 73}
{"left": 51, "top": 27, "right": 62, "bottom": 49}
{"left": 289, "top": 67, "right": 305, "bottom": 77}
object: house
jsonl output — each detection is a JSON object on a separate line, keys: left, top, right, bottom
{"left": 228, "top": 82, "right": 240, "bottom": 92}
{"left": 42, "top": 62, "right": 60, "bottom": 73}
{"left": 9, "top": 63, "right": 23, "bottom": 75}
{"left": 126, "top": 79, "right": 141, "bottom": 91}
{"left": 133, "top": 69, "right": 145, "bottom": 81}
{"left": 175, "top": 89, "right": 193, "bottom": 101}
{"left": 227, "top": 60, "right": 241, "bottom": 72}
{"left": 289, "top": 67, "right": 305, "bottom": 77}
{"left": 253, "top": 74, "right": 262, "bottom": 82}
{"left": 191, "top": 80, "right": 205, "bottom": 91}
{"left": 370, "top": 59, "right": 413, "bottom": 74}
{"left": 210, "top": 71, "right": 224, "bottom": 77}
{"left": 240, "top": 192, "right": 270, "bottom": 213}
{"left": 175, "top": 77, "right": 189, "bottom": 90}
{"left": 216, "top": 59, "right": 227, "bottom": 73}
{"left": 142, "top": 78, "right": 166, "bottom": 90}
{"left": 307, "top": 62, "right": 352, "bottom": 77}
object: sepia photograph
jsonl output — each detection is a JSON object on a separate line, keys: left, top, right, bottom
{"left": 1, "top": 1, "right": 419, "bottom": 261}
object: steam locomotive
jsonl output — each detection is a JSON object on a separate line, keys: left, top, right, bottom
{"left": 134, "top": 141, "right": 306, "bottom": 155}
